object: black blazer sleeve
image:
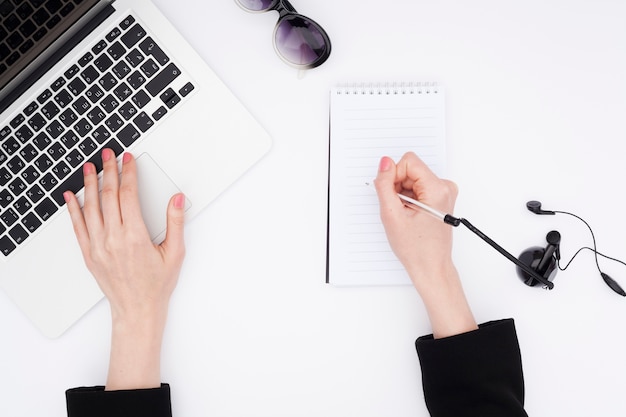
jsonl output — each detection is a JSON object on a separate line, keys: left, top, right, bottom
{"left": 66, "top": 383, "right": 172, "bottom": 417}
{"left": 415, "top": 318, "right": 528, "bottom": 417}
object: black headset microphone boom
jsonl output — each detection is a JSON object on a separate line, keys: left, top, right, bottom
{"left": 445, "top": 200, "right": 625, "bottom": 296}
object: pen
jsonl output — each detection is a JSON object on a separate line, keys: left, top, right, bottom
{"left": 365, "top": 182, "right": 460, "bottom": 225}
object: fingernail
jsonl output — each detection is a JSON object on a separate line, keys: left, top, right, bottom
{"left": 123, "top": 152, "right": 132, "bottom": 164}
{"left": 63, "top": 191, "right": 71, "bottom": 203}
{"left": 83, "top": 163, "right": 92, "bottom": 175}
{"left": 102, "top": 148, "right": 111, "bottom": 162}
{"left": 174, "top": 194, "right": 185, "bottom": 209}
{"left": 379, "top": 157, "right": 391, "bottom": 172}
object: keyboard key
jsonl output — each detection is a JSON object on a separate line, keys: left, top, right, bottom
{"left": 106, "top": 27, "right": 122, "bottom": 42}
{"left": 64, "top": 64, "right": 80, "bottom": 79}
{"left": 34, "top": 153, "right": 53, "bottom": 172}
{"left": 6, "top": 155, "right": 25, "bottom": 174}
{"left": 1, "top": 208, "right": 19, "bottom": 227}
{"left": 119, "top": 15, "right": 135, "bottom": 31}
{"left": 32, "top": 132, "right": 51, "bottom": 150}
{"left": 52, "top": 161, "right": 71, "bottom": 179}
{"left": 118, "top": 101, "right": 137, "bottom": 120}
{"left": 152, "top": 105, "right": 167, "bottom": 121}
{"left": 21, "top": 212, "right": 42, "bottom": 233}
{"left": 107, "top": 41, "right": 126, "bottom": 60}
{"left": 28, "top": 112, "right": 46, "bottom": 131}
{"left": 20, "top": 166, "right": 39, "bottom": 184}
{"left": 51, "top": 77, "right": 66, "bottom": 92}
{"left": 92, "top": 39, "right": 107, "bottom": 55}
{"left": 45, "top": 120, "right": 64, "bottom": 139}
{"left": 179, "top": 82, "right": 194, "bottom": 97}
{"left": 60, "top": 131, "right": 79, "bottom": 149}
{"left": 94, "top": 53, "right": 113, "bottom": 72}
{"left": 65, "top": 149, "right": 84, "bottom": 168}
{"left": 100, "top": 94, "right": 119, "bottom": 113}
{"left": 32, "top": 9, "right": 50, "bottom": 26}
{"left": 131, "top": 89, "right": 149, "bottom": 108}
{"left": 74, "top": 118, "right": 93, "bottom": 137}
{"left": 2, "top": 137, "right": 19, "bottom": 155}
{"left": 23, "top": 101, "right": 38, "bottom": 116}
{"left": 104, "top": 113, "right": 123, "bottom": 132}
{"left": 0, "top": 236, "right": 17, "bottom": 256}
{"left": 46, "top": 142, "right": 66, "bottom": 161}
{"left": 112, "top": 61, "right": 131, "bottom": 79}
{"left": 116, "top": 123, "right": 140, "bottom": 147}
{"left": 121, "top": 23, "right": 146, "bottom": 48}
{"left": 85, "top": 84, "right": 104, "bottom": 103}
{"left": 113, "top": 82, "right": 132, "bottom": 101}
{"left": 98, "top": 72, "right": 118, "bottom": 91}
{"left": 0, "top": 190, "right": 13, "bottom": 207}
{"left": 9, "top": 224, "right": 28, "bottom": 244}
{"left": 0, "top": 167, "right": 11, "bottom": 186}
{"left": 37, "top": 89, "right": 52, "bottom": 103}
{"left": 78, "top": 137, "right": 97, "bottom": 155}
{"left": 19, "top": 144, "right": 37, "bottom": 162}
{"left": 10, "top": 114, "right": 25, "bottom": 129}
{"left": 139, "top": 37, "right": 169, "bottom": 65}
{"left": 72, "top": 96, "right": 91, "bottom": 115}
{"left": 91, "top": 125, "right": 110, "bottom": 144}
{"left": 8, "top": 177, "right": 26, "bottom": 196}
{"left": 34, "top": 197, "right": 57, "bottom": 221}
{"left": 80, "top": 65, "right": 99, "bottom": 84}
{"left": 145, "top": 63, "right": 180, "bottom": 97}
{"left": 13, "top": 196, "right": 32, "bottom": 215}
{"left": 54, "top": 89, "right": 73, "bottom": 107}
{"left": 86, "top": 106, "right": 105, "bottom": 125}
{"left": 67, "top": 77, "right": 86, "bottom": 95}
{"left": 140, "top": 58, "right": 159, "bottom": 78}
{"left": 0, "top": 126, "right": 11, "bottom": 139}
{"left": 78, "top": 51, "right": 93, "bottom": 67}
{"left": 39, "top": 172, "right": 58, "bottom": 191}
{"left": 127, "top": 70, "right": 146, "bottom": 89}
{"left": 125, "top": 48, "right": 144, "bottom": 67}
{"left": 14, "top": 125, "right": 33, "bottom": 143}
{"left": 133, "top": 111, "right": 153, "bottom": 133}
{"left": 59, "top": 108, "right": 78, "bottom": 127}
{"left": 41, "top": 101, "right": 60, "bottom": 119}
{"left": 26, "top": 185, "right": 45, "bottom": 204}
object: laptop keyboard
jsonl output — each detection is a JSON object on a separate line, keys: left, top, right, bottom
{"left": 0, "top": 0, "right": 83, "bottom": 74}
{"left": 0, "top": 14, "right": 195, "bottom": 257}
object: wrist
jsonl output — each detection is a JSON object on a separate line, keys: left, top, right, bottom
{"left": 106, "top": 309, "right": 168, "bottom": 390}
{"left": 408, "top": 263, "right": 478, "bottom": 339}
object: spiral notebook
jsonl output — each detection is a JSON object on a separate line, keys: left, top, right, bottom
{"left": 326, "top": 83, "right": 446, "bottom": 286}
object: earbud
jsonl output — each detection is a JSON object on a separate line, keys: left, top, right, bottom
{"left": 526, "top": 200, "right": 556, "bottom": 215}
{"left": 517, "top": 231, "right": 560, "bottom": 287}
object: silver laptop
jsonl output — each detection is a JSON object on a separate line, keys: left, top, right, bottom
{"left": 0, "top": 0, "right": 272, "bottom": 337}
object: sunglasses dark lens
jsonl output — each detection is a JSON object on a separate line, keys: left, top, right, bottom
{"left": 274, "top": 15, "right": 330, "bottom": 67}
{"left": 237, "top": 0, "right": 275, "bottom": 12}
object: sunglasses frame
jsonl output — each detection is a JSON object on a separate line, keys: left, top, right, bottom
{"left": 236, "top": 0, "right": 332, "bottom": 69}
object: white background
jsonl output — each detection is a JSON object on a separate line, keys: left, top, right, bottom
{"left": 2, "top": 1, "right": 626, "bottom": 416}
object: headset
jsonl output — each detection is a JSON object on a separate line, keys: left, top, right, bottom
{"left": 449, "top": 200, "right": 626, "bottom": 296}
{"left": 519, "top": 201, "right": 626, "bottom": 296}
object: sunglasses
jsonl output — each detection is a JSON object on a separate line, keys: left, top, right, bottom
{"left": 235, "top": 0, "right": 331, "bottom": 69}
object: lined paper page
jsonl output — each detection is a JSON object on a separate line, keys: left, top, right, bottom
{"left": 327, "top": 84, "right": 445, "bottom": 286}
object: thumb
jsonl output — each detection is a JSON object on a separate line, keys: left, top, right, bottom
{"left": 373, "top": 156, "right": 401, "bottom": 211}
{"left": 161, "top": 193, "right": 186, "bottom": 258}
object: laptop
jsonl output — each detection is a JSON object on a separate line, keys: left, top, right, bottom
{"left": 0, "top": 0, "right": 272, "bottom": 337}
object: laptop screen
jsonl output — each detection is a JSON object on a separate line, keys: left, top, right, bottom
{"left": 0, "top": 0, "right": 102, "bottom": 112}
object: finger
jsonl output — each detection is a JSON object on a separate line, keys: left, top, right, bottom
{"left": 395, "top": 152, "right": 440, "bottom": 195}
{"left": 64, "top": 191, "right": 91, "bottom": 260}
{"left": 373, "top": 156, "right": 404, "bottom": 213}
{"left": 160, "top": 193, "right": 186, "bottom": 261}
{"left": 100, "top": 148, "right": 122, "bottom": 227}
{"left": 81, "top": 161, "right": 103, "bottom": 233}
{"left": 118, "top": 152, "right": 145, "bottom": 227}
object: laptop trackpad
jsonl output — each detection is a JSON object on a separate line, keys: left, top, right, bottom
{"left": 135, "top": 153, "right": 190, "bottom": 243}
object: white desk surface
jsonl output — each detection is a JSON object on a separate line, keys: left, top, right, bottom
{"left": 2, "top": 1, "right": 626, "bottom": 416}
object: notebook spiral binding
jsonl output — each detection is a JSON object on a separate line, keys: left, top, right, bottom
{"left": 335, "top": 82, "right": 439, "bottom": 95}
